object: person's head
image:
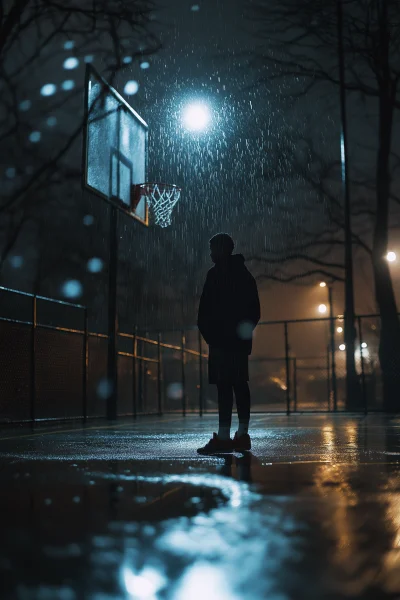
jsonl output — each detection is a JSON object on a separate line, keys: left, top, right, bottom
{"left": 209, "top": 233, "right": 235, "bottom": 263}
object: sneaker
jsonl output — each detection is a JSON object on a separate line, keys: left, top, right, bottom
{"left": 233, "top": 431, "right": 251, "bottom": 452}
{"left": 197, "top": 433, "right": 233, "bottom": 455}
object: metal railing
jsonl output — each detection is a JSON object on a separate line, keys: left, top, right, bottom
{"left": 0, "top": 285, "right": 395, "bottom": 424}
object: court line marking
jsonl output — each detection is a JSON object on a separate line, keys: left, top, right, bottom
{"left": 0, "top": 417, "right": 185, "bottom": 442}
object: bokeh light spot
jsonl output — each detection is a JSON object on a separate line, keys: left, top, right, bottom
{"left": 84, "top": 55, "right": 94, "bottom": 63}
{"left": 124, "top": 80, "right": 139, "bottom": 95}
{"left": 61, "top": 280, "right": 82, "bottom": 299}
{"left": 63, "top": 57, "right": 79, "bottom": 70}
{"left": 123, "top": 56, "right": 132, "bottom": 64}
{"left": 83, "top": 215, "right": 94, "bottom": 226}
{"left": 236, "top": 321, "right": 254, "bottom": 340}
{"left": 167, "top": 382, "right": 183, "bottom": 400}
{"left": 191, "top": 4, "right": 200, "bottom": 11}
{"left": 9, "top": 256, "right": 23, "bottom": 269}
{"left": 5, "top": 167, "right": 16, "bottom": 179}
{"left": 97, "top": 378, "right": 113, "bottom": 400}
{"left": 140, "top": 61, "right": 150, "bottom": 69}
{"left": 63, "top": 40, "right": 75, "bottom": 50}
{"left": 41, "top": 83, "right": 57, "bottom": 97}
{"left": 62, "top": 80, "right": 75, "bottom": 91}
{"left": 46, "top": 116, "right": 57, "bottom": 127}
{"left": 29, "top": 131, "right": 41, "bottom": 143}
{"left": 87, "top": 257, "right": 103, "bottom": 273}
{"left": 19, "top": 100, "right": 31, "bottom": 111}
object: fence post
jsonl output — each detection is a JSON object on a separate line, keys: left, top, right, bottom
{"left": 157, "top": 332, "right": 163, "bottom": 416}
{"left": 82, "top": 308, "right": 88, "bottom": 421}
{"left": 358, "top": 316, "right": 367, "bottom": 414}
{"left": 132, "top": 328, "right": 137, "bottom": 419}
{"left": 30, "top": 294, "right": 37, "bottom": 425}
{"left": 198, "top": 330, "right": 203, "bottom": 417}
{"left": 293, "top": 358, "right": 298, "bottom": 412}
{"left": 284, "top": 321, "right": 291, "bottom": 416}
{"left": 181, "top": 330, "right": 186, "bottom": 416}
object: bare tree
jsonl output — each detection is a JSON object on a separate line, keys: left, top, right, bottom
{"left": 0, "top": 0, "right": 160, "bottom": 284}
{"left": 246, "top": 0, "right": 400, "bottom": 410}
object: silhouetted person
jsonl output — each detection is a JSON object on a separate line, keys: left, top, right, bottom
{"left": 197, "top": 233, "right": 260, "bottom": 454}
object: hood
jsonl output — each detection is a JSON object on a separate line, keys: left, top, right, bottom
{"left": 215, "top": 253, "right": 246, "bottom": 270}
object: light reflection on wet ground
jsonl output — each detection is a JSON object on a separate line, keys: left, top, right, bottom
{"left": 0, "top": 414, "right": 400, "bottom": 599}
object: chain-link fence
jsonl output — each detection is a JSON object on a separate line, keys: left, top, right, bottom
{"left": 0, "top": 285, "right": 395, "bottom": 423}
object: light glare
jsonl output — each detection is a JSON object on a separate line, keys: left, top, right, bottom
{"left": 387, "top": 251, "right": 396, "bottom": 262}
{"left": 183, "top": 103, "right": 210, "bottom": 131}
{"left": 318, "top": 303, "right": 327, "bottom": 314}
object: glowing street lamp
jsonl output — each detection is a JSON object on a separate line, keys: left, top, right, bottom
{"left": 319, "top": 281, "right": 327, "bottom": 288}
{"left": 386, "top": 251, "right": 396, "bottom": 263}
{"left": 337, "top": 326, "right": 343, "bottom": 333}
{"left": 182, "top": 102, "right": 210, "bottom": 131}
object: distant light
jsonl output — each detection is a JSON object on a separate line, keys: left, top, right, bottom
{"left": 5, "top": 167, "right": 16, "bottom": 179}
{"left": 83, "top": 215, "right": 94, "bottom": 226}
{"left": 319, "top": 281, "right": 327, "bottom": 288}
{"left": 19, "top": 100, "right": 31, "bottom": 111}
{"left": 84, "top": 55, "right": 94, "bottom": 63}
{"left": 29, "top": 131, "right": 41, "bottom": 143}
{"left": 140, "top": 61, "right": 150, "bottom": 69}
{"left": 318, "top": 303, "right": 327, "bottom": 314}
{"left": 361, "top": 342, "right": 367, "bottom": 348}
{"left": 123, "top": 56, "right": 132, "bottom": 64}
{"left": 339, "top": 344, "right": 346, "bottom": 351}
{"left": 87, "top": 257, "right": 103, "bottom": 273}
{"left": 63, "top": 40, "right": 75, "bottom": 50}
{"left": 63, "top": 57, "right": 79, "bottom": 70}
{"left": 191, "top": 4, "right": 200, "bottom": 10}
{"left": 183, "top": 102, "right": 210, "bottom": 131}
{"left": 124, "top": 80, "right": 139, "bottom": 95}
{"left": 9, "top": 255, "right": 23, "bottom": 269}
{"left": 386, "top": 251, "right": 396, "bottom": 262}
{"left": 62, "top": 80, "right": 75, "bottom": 91}
{"left": 61, "top": 280, "right": 82, "bottom": 299}
{"left": 337, "top": 326, "right": 343, "bottom": 333}
{"left": 41, "top": 83, "right": 57, "bottom": 96}
{"left": 46, "top": 116, "right": 57, "bottom": 127}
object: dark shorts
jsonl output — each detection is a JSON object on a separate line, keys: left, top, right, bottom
{"left": 208, "top": 347, "right": 249, "bottom": 385}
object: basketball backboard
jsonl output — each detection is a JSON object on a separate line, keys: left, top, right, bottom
{"left": 83, "top": 65, "right": 148, "bottom": 225}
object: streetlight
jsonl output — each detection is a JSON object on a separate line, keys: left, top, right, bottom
{"left": 386, "top": 251, "right": 396, "bottom": 262}
{"left": 182, "top": 102, "right": 211, "bottom": 131}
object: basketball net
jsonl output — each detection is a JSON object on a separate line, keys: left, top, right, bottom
{"left": 133, "top": 183, "right": 181, "bottom": 228}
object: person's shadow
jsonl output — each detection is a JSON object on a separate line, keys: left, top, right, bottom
{"left": 217, "top": 452, "right": 258, "bottom": 483}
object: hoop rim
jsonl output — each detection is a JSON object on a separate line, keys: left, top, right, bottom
{"left": 135, "top": 182, "right": 182, "bottom": 193}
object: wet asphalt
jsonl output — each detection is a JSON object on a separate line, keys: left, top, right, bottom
{"left": 0, "top": 413, "right": 399, "bottom": 600}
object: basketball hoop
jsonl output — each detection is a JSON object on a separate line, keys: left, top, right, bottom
{"left": 132, "top": 183, "right": 181, "bottom": 228}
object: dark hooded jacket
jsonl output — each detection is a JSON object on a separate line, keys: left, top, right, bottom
{"left": 197, "top": 254, "right": 260, "bottom": 354}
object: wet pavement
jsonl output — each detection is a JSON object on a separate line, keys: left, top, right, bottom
{"left": 1, "top": 413, "right": 400, "bottom": 600}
